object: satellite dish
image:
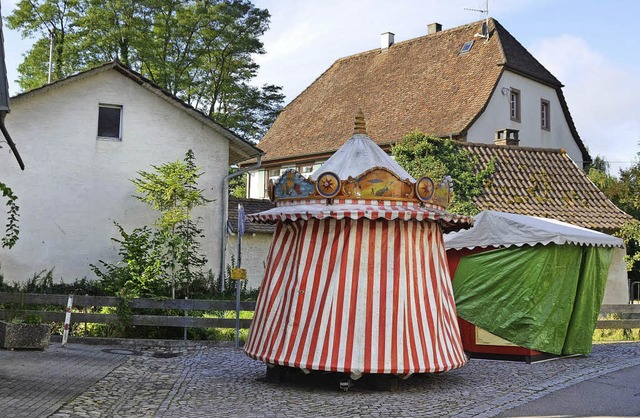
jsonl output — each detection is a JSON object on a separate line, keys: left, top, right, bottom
{"left": 482, "top": 21, "right": 488, "bottom": 37}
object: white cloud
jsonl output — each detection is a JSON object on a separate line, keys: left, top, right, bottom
{"left": 531, "top": 35, "right": 639, "bottom": 172}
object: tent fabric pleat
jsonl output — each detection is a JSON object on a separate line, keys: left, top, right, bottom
{"left": 244, "top": 218, "right": 467, "bottom": 374}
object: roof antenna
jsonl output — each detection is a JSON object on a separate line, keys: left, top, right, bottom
{"left": 465, "top": 0, "right": 490, "bottom": 42}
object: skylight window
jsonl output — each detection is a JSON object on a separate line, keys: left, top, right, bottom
{"left": 460, "top": 40, "right": 474, "bottom": 54}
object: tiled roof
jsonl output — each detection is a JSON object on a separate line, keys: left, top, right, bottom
{"left": 462, "top": 142, "right": 632, "bottom": 231}
{"left": 255, "top": 18, "right": 588, "bottom": 165}
{"left": 228, "top": 197, "right": 275, "bottom": 234}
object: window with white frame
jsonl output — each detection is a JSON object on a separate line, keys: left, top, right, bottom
{"left": 299, "top": 164, "right": 314, "bottom": 177}
{"left": 97, "top": 104, "right": 123, "bottom": 140}
{"left": 509, "top": 88, "right": 521, "bottom": 122}
{"left": 541, "top": 99, "right": 550, "bottom": 130}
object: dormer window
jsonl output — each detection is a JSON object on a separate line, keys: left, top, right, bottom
{"left": 97, "top": 104, "right": 123, "bottom": 140}
{"left": 509, "top": 88, "right": 521, "bottom": 122}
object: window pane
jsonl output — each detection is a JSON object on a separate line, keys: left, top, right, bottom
{"left": 509, "top": 89, "right": 520, "bottom": 122}
{"left": 98, "top": 106, "right": 121, "bottom": 138}
{"left": 541, "top": 100, "right": 550, "bottom": 129}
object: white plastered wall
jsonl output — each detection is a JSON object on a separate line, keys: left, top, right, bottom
{"left": 467, "top": 71, "right": 584, "bottom": 167}
{"left": 602, "top": 247, "right": 630, "bottom": 304}
{"left": 0, "top": 69, "right": 229, "bottom": 283}
{"left": 225, "top": 232, "right": 273, "bottom": 290}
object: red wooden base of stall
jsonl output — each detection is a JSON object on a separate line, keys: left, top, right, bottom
{"left": 457, "top": 317, "right": 554, "bottom": 363}
{"left": 448, "top": 248, "right": 553, "bottom": 363}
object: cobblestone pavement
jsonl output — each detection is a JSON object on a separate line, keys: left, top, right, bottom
{"left": 2, "top": 341, "right": 640, "bottom": 417}
{"left": 0, "top": 344, "right": 127, "bottom": 418}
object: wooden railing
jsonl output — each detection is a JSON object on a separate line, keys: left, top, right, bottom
{"left": 1, "top": 293, "right": 639, "bottom": 331}
{"left": 598, "top": 304, "right": 640, "bottom": 329}
{"left": 0, "top": 292, "right": 256, "bottom": 329}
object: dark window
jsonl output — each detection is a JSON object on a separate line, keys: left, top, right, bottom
{"left": 97, "top": 105, "right": 122, "bottom": 139}
{"left": 541, "top": 99, "right": 550, "bottom": 130}
{"left": 509, "top": 88, "right": 521, "bottom": 122}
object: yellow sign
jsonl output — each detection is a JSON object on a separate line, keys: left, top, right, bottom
{"left": 230, "top": 268, "right": 247, "bottom": 280}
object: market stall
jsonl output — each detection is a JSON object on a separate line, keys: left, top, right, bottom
{"left": 244, "top": 112, "right": 472, "bottom": 379}
{"left": 445, "top": 210, "right": 624, "bottom": 360}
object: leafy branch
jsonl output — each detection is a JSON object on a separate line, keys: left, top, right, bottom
{"left": 0, "top": 181, "right": 20, "bottom": 249}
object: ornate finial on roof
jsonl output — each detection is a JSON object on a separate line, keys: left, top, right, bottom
{"left": 353, "top": 109, "right": 367, "bottom": 135}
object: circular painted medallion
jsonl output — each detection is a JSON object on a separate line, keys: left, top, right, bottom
{"left": 416, "top": 176, "right": 435, "bottom": 202}
{"left": 316, "top": 172, "right": 341, "bottom": 198}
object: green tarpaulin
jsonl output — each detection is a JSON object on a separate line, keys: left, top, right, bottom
{"left": 452, "top": 244, "right": 613, "bottom": 355}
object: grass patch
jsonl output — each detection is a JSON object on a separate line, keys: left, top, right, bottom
{"left": 188, "top": 310, "right": 254, "bottom": 342}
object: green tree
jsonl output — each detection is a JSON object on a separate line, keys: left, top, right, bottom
{"left": 8, "top": 0, "right": 284, "bottom": 140}
{"left": 392, "top": 132, "right": 495, "bottom": 215}
{"left": 6, "top": 0, "right": 82, "bottom": 90}
{"left": 587, "top": 148, "right": 640, "bottom": 288}
{"left": 228, "top": 167, "right": 247, "bottom": 198}
{"left": 132, "top": 149, "right": 209, "bottom": 298}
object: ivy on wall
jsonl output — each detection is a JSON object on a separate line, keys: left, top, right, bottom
{"left": 0, "top": 181, "right": 19, "bottom": 249}
{"left": 392, "top": 131, "right": 495, "bottom": 215}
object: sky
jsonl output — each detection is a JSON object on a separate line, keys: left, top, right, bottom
{"left": 2, "top": 0, "right": 639, "bottom": 173}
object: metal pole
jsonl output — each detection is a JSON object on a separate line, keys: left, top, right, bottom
{"left": 48, "top": 32, "right": 54, "bottom": 84}
{"left": 219, "top": 156, "right": 261, "bottom": 282}
{"left": 235, "top": 203, "right": 243, "bottom": 349}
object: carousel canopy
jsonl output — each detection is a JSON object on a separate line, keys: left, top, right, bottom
{"left": 248, "top": 111, "right": 472, "bottom": 232}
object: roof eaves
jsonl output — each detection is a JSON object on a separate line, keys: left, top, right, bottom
{"left": 109, "top": 63, "right": 263, "bottom": 164}
{"left": 456, "top": 65, "right": 506, "bottom": 138}
{"left": 554, "top": 88, "right": 591, "bottom": 167}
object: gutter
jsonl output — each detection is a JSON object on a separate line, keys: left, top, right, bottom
{"left": 219, "top": 155, "right": 262, "bottom": 280}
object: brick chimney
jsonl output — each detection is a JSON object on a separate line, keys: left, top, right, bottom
{"left": 381, "top": 32, "right": 395, "bottom": 50}
{"left": 494, "top": 128, "right": 520, "bottom": 146}
{"left": 428, "top": 22, "right": 442, "bottom": 35}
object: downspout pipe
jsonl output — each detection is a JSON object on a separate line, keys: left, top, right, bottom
{"left": 219, "top": 155, "right": 262, "bottom": 281}
{"left": 0, "top": 114, "right": 24, "bottom": 170}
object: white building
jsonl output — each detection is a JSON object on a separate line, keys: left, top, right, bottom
{"left": 0, "top": 61, "right": 261, "bottom": 283}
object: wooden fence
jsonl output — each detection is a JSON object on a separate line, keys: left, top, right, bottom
{"left": 1, "top": 293, "right": 639, "bottom": 330}
{"left": 598, "top": 304, "right": 640, "bottom": 329}
{"left": 0, "top": 292, "right": 256, "bottom": 329}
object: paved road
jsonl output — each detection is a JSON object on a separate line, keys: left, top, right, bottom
{"left": 1, "top": 339, "right": 639, "bottom": 417}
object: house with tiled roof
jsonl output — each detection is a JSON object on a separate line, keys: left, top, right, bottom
{"left": 241, "top": 18, "right": 632, "bottom": 302}
{"left": 246, "top": 18, "right": 588, "bottom": 199}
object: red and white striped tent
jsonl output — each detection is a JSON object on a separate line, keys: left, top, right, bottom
{"left": 244, "top": 112, "right": 472, "bottom": 379}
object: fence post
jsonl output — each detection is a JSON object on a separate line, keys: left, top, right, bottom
{"left": 184, "top": 296, "right": 188, "bottom": 341}
{"left": 631, "top": 281, "right": 640, "bottom": 304}
{"left": 83, "top": 293, "right": 88, "bottom": 337}
{"left": 61, "top": 294, "right": 74, "bottom": 347}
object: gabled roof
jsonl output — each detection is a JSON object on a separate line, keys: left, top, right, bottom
{"left": 461, "top": 142, "right": 632, "bottom": 231}
{"left": 255, "top": 18, "right": 589, "bottom": 166}
{"left": 10, "top": 61, "right": 262, "bottom": 164}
